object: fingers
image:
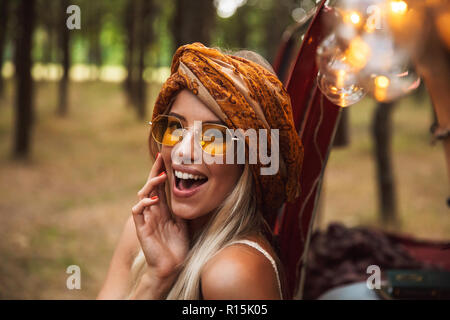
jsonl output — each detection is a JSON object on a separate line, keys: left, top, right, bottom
{"left": 147, "top": 152, "right": 165, "bottom": 181}
{"left": 137, "top": 170, "right": 167, "bottom": 200}
{"left": 156, "top": 173, "right": 168, "bottom": 205}
{"left": 131, "top": 196, "right": 159, "bottom": 227}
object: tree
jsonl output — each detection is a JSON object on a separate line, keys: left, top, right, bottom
{"left": 372, "top": 102, "right": 398, "bottom": 225}
{"left": 171, "top": 0, "right": 215, "bottom": 48}
{"left": 37, "top": 0, "right": 57, "bottom": 65}
{"left": 333, "top": 108, "right": 350, "bottom": 147}
{"left": 87, "top": 3, "right": 103, "bottom": 68}
{"left": 0, "top": 0, "right": 11, "bottom": 98}
{"left": 124, "top": 0, "right": 159, "bottom": 119}
{"left": 264, "top": 0, "right": 295, "bottom": 63}
{"left": 123, "top": 0, "right": 137, "bottom": 107}
{"left": 57, "top": 0, "right": 71, "bottom": 116}
{"left": 13, "top": 0, "right": 36, "bottom": 159}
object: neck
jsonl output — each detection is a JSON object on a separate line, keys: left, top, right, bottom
{"left": 187, "top": 212, "right": 213, "bottom": 247}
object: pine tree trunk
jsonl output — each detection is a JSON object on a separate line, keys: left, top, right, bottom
{"left": 124, "top": 0, "right": 158, "bottom": 119}
{"left": 372, "top": 102, "right": 398, "bottom": 225}
{"left": 333, "top": 108, "right": 350, "bottom": 147}
{"left": 265, "top": 1, "right": 293, "bottom": 63}
{"left": 124, "top": 0, "right": 136, "bottom": 107}
{"left": 172, "top": 0, "right": 215, "bottom": 48}
{"left": 58, "top": 0, "right": 70, "bottom": 116}
{"left": 13, "top": 0, "right": 36, "bottom": 159}
{"left": 0, "top": 0, "right": 11, "bottom": 98}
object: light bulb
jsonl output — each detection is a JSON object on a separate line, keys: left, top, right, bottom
{"left": 354, "top": 31, "right": 421, "bottom": 102}
{"left": 362, "top": 67, "right": 421, "bottom": 102}
{"left": 316, "top": 34, "right": 366, "bottom": 107}
{"left": 390, "top": 1, "right": 408, "bottom": 15}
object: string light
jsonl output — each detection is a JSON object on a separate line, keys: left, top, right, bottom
{"left": 390, "top": 1, "right": 408, "bottom": 15}
{"left": 375, "top": 75, "right": 390, "bottom": 88}
{"left": 316, "top": 0, "right": 422, "bottom": 105}
{"left": 343, "top": 11, "right": 362, "bottom": 26}
{"left": 346, "top": 37, "right": 371, "bottom": 70}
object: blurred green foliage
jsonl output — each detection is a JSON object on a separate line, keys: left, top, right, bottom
{"left": 15, "top": 0, "right": 298, "bottom": 68}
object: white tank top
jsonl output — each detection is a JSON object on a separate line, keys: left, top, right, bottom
{"left": 225, "top": 239, "right": 283, "bottom": 299}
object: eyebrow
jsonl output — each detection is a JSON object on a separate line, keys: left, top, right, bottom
{"left": 168, "top": 112, "right": 186, "bottom": 121}
{"left": 168, "top": 112, "right": 224, "bottom": 125}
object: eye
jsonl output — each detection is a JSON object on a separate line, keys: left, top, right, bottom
{"left": 168, "top": 120, "right": 181, "bottom": 129}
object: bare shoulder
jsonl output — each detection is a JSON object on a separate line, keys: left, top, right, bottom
{"left": 118, "top": 215, "right": 141, "bottom": 264}
{"left": 97, "top": 215, "right": 140, "bottom": 299}
{"left": 200, "top": 240, "right": 281, "bottom": 300}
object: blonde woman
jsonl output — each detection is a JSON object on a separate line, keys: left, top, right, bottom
{"left": 97, "top": 43, "right": 304, "bottom": 300}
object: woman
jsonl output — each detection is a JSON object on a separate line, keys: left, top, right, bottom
{"left": 97, "top": 43, "right": 304, "bottom": 299}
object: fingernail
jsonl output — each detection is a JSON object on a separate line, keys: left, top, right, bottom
{"left": 150, "top": 195, "right": 159, "bottom": 200}
{"left": 156, "top": 152, "right": 160, "bottom": 158}
{"left": 158, "top": 171, "right": 166, "bottom": 177}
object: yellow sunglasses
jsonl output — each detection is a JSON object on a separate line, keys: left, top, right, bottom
{"left": 149, "top": 115, "right": 237, "bottom": 156}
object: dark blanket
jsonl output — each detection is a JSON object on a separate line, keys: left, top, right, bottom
{"left": 303, "top": 223, "right": 449, "bottom": 300}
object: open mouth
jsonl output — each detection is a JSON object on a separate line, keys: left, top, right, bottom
{"left": 173, "top": 170, "right": 208, "bottom": 194}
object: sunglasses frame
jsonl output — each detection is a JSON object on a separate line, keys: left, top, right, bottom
{"left": 148, "top": 114, "right": 239, "bottom": 156}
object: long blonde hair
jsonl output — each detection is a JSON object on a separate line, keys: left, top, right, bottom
{"left": 127, "top": 49, "right": 283, "bottom": 299}
{"left": 128, "top": 160, "right": 267, "bottom": 298}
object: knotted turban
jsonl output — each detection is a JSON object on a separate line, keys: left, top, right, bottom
{"left": 151, "top": 42, "right": 304, "bottom": 225}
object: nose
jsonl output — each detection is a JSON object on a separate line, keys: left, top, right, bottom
{"left": 171, "top": 125, "right": 202, "bottom": 164}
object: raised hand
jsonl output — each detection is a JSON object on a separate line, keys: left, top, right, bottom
{"left": 132, "top": 153, "right": 189, "bottom": 281}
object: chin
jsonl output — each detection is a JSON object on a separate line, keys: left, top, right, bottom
{"left": 170, "top": 200, "right": 207, "bottom": 220}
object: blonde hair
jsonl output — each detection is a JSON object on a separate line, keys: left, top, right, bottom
{"left": 127, "top": 49, "right": 283, "bottom": 299}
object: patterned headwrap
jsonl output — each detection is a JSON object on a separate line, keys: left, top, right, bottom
{"left": 152, "top": 42, "right": 304, "bottom": 226}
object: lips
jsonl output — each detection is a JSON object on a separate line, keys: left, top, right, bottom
{"left": 172, "top": 166, "right": 208, "bottom": 198}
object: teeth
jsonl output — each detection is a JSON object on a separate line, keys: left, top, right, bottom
{"left": 174, "top": 170, "right": 205, "bottom": 180}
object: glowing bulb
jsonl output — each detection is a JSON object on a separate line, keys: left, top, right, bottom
{"left": 362, "top": 68, "right": 420, "bottom": 102}
{"left": 350, "top": 12, "right": 361, "bottom": 24}
{"left": 390, "top": 1, "right": 408, "bottom": 15}
{"left": 375, "top": 75, "right": 390, "bottom": 88}
{"left": 336, "top": 70, "right": 346, "bottom": 88}
{"left": 316, "top": 34, "right": 366, "bottom": 107}
{"left": 346, "top": 37, "right": 371, "bottom": 70}
{"left": 343, "top": 11, "right": 362, "bottom": 26}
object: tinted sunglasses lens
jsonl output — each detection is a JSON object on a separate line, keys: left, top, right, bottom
{"left": 201, "top": 124, "right": 230, "bottom": 155}
{"left": 151, "top": 116, "right": 183, "bottom": 146}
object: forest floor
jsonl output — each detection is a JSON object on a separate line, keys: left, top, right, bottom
{"left": 0, "top": 80, "right": 448, "bottom": 299}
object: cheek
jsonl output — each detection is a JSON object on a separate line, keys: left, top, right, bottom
{"left": 209, "top": 164, "right": 242, "bottom": 195}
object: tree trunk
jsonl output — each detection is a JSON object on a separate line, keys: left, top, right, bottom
{"left": 136, "top": 35, "right": 146, "bottom": 119}
{"left": 333, "top": 108, "right": 350, "bottom": 147}
{"left": 13, "top": 0, "right": 36, "bottom": 159}
{"left": 124, "top": 0, "right": 157, "bottom": 119}
{"left": 124, "top": 0, "right": 136, "bottom": 107}
{"left": 58, "top": 0, "right": 70, "bottom": 116}
{"left": 171, "top": 0, "right": 215, "bottom": 48}
{"left": 372, "top": 102, "right": 398, "bottom": 225}
{"left": 0, "top": 0, "right": 11, "bottom": 98}
{"left": 265, "top": 0, "right": 293, "bottom": 63}
{"left": 236, "top": 5, "right": 249, "bottom": 49}
{"left": 87, "top": 4, "right": 103, "bottom": 69}
{"left": 43, "top": 16, "right": 55, "bottom": 64}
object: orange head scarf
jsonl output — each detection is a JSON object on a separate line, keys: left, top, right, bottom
{"left": 152, "top": 42, "right": 304, "bottom": 226}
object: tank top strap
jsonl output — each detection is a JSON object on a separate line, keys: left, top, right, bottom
{"left": 226, "top": 239, "right": 283, "bottom": 299}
